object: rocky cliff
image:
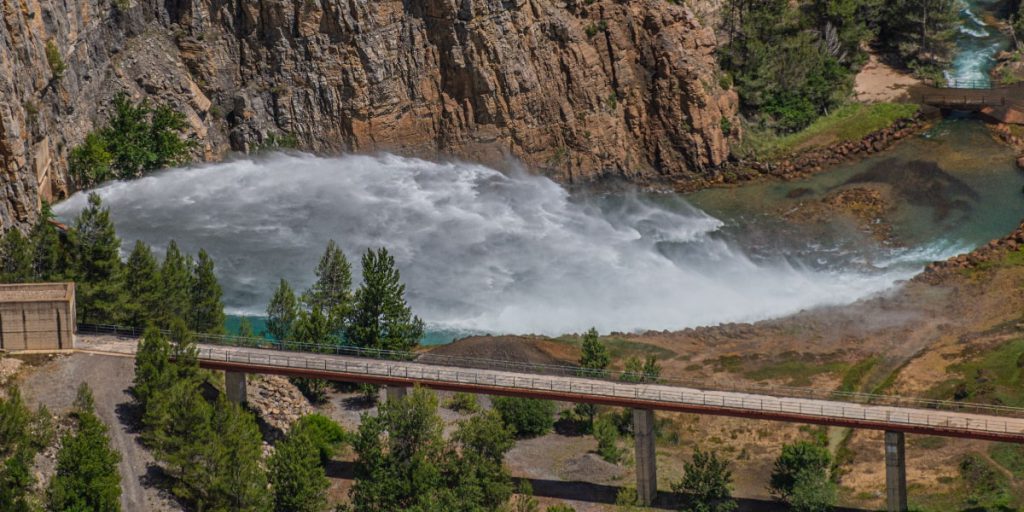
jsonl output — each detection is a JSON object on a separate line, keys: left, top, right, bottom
{"left": 0, "top": 0, "right": 737, "bottom": 230}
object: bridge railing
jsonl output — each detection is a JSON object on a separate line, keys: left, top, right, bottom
{"left": 77, "top": 323, "right": 1024, "bottom": 420}
{"left": 197, "top": 343, "right": 1024, "bottom": 438}
{"left": 929, "top": 78, "right": 994, "bottom": 90}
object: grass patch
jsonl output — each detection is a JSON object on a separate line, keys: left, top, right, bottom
{"left": 552, "top": 335, "right": 675, "bottom": 364}
{"left": 960, "top": 247, "right": 1024, "bottom": 277}
{"left": 836, "top": 356, "right": 879, "bottom": 394}
{"left": 925, "top": 338, "right": 1024, "bottom": 408}
{"left": 734, "top": 102, "right": 919, "bottom": 160}
{"left": 745, "top": 360, "right": 846, "bottom": 387}
{"left": 990, "top": 443, "right": 1024, "bottom": 478}
{"left": 910, "top": 453, "right": 1018, "bottom": 512}
{"left": 909, "top": 435, "right": 947, "bottom": 450}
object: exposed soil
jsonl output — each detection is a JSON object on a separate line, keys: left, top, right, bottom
{"left": 854, "top": 53, "right": 922, "bottom": 103}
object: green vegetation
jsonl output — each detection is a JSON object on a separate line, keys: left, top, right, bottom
{"left": 492, "top": 396, "right": 556, "bottom": 438}
{"left": 444, "top": 392, "right": 481, "bottom": 413}
{"left": 745, "top": 359, "right": 847, "bottom": 387}
{"left": 291, "top": 413, "right": 349, "bottom": 464}
{"left": 769, "top": 440, "right": 837, "bottom": 512}
{"left": 735, "top": 103, "right": 919, "bottom": 160}
{"left": 958, "top": 454, "right": 1014, "bottom": 510}
{"left": 672, "top": 448, "right": 737, "bottom": 512}
{"left": 45, "top": 40, "right": 65, "bottom": 80}
{"left": 47, "top": 384, "right": 122, "bottom": 512}
{"left": 575, "top": 327, "right": 610, "bottom": 428}
{"left": 70, "top": 93, "right": 194, "bottom": 187}
{"left": 266, "top": 279, "right": 299, "bottom": 341}
{"left": 927, "top": 338, "right": 1024, "bottom": 407}
{"left": 350, "top": 388, "right": 516, "bottom": 511}
{"left": 133, "top": 328, "right": 273, "bottom": 511}
{"left": 346, "top": 247, "right": 424, "bottom": 352}
{"left": 301, "top": 239, "right": 352, "bottom": 335}
{"left": 593, "top": 416, "right": 623, "bottom": 463}
{"left": 877, "top": 0, "right": 959, "bottom": 80}
{"left": 620, "top": 355, "right": 661, "bottom": 383}
{"left": 270, "top": 426, "right": 328, "bottom": 512}
{"left": 0, "top": 387, "right": 54, "bottom": 512}
{"left": 836, "top": 356, "right": 880, "bottom": 393}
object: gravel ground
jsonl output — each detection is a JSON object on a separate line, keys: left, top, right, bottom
{"left": 17, "top": 352, "right": 181, "bottom": 512}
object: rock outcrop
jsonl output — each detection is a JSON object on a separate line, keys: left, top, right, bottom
{"left": 0, "top": 0, "right": 738, "bottom": 230}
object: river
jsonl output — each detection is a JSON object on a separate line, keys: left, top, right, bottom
{"left": 52, "top": 5, "right": 1021, "bottom": 341}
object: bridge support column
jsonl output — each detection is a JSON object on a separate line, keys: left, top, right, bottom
{"left": 885, "top": 431, "right": 908, "bottom": 512}
{"left": 225, "top": 371, "right": 247, "bottom": 404}
{"left": 385, "top": 385, "right": 408, "bottom": 401}
{"left": 633, "top": 408, "right": 657, "bottom": 506}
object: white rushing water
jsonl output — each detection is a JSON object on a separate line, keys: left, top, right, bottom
{"left": 53, "top": 153, "right": 959, "bottom": 336}
{"left": 945, "top": 0, "right": 1009, "bottom": 86}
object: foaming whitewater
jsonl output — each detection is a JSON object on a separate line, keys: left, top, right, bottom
{"left": 945, "top": 0, "right": 1008, "bottom": 85}
{"left": 54, "top": 153, "right": 954, "bottom": 335}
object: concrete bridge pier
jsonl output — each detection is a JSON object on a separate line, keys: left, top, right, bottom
{"left": 633, "top": 408, "right": 657, "bottom": 506}
{"left": 885, "top": 431, "right": 908, "bottom": 512}
{"left": 385, "top": 385, "right": 408, "bottom": 401}
{"left": 225, "top": 371, "right": 247, "bottom": 404}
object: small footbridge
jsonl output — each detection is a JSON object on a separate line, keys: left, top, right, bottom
{"left": 911, "top": 79, "right": 1024, "bottom": 111}
{"left": 58, "top": 325, "right": 1024, "bottom": 511}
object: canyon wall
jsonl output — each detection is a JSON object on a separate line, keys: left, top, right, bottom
{"left": 0, "top": 0, "right": 737, "bottom": 230}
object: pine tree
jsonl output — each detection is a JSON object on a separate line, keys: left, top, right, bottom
{"left": 68, "top": 193, "right": 124, "bottom": 324}
{"left": 302, "top": 240, "right": 353, "bottom": 334}
{"left": 0, "top": 387, "right": 53, "bottom": 512}
{"left": 266, "top": 279, "right": 298, "bottom": 342}
{"left": 346, "top": 248, "right": 424, "bottom": 352}
{"left": 238, "top": 317, "right": 255, "bottom": 338}
{"left": 575, "top": 327, "right": 609, "bottom": 427}
{"left": 124, "top": 241, "right": 161, "bottom": 330}
{"left": 206, "top": 397, "right": 271, "bottom": 512}
{"left": 0, "top": 228, "right": 33, "bottom": 283}
{"left": 191, "top": 249, "right": 225, "bottom": 334}
{"left": 290, "top": 308, "right": 334, "bottom": 402}
{"left": 158, "top": 240, "right": 193, "bottom": 329}
{"left": 672, "top": 448, "right": 737, "bottom": 512}
{"left": 879, "top": 0, "right": 959, "bottom": 73}
{"left": 131, "top": 327, "right": 174, "bottom": 409}
{"left": 29, "top": 203, "right": 65, "bottom": 281}
{"left": 47, "top": 384, "right": 122, "bottom": 512}
{"left": 269, "top": 428, "right": 329, "bottom": 512}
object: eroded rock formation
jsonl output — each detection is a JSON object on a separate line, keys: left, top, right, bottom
{"left": 0, "top": 0, "right": 738, "bottom": 230}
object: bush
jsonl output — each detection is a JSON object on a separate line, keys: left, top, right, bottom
{"left": 672, "top": 448, "right": 737, "bottom": 512}
{"left": 546, "top": 505, "right": 576, "bottom": 512}
{"left": 492, "top": 396, "right": 555, "bottom": 438}
{"left": 445, "top": 392, "right": 480, "bottom": 413}
{"left": 593, "top": 416, "right": 622, "bottom": 463}
{"left": 292, "top": 414, "right": 348, "bottom": 464}
{"left": 769, "top": 440, "right": 836, "bottom": 511}
{"left": 45, "top": 40, "right": 65, "bottom": 79}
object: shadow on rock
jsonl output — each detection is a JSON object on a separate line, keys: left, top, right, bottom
{"left": 842, "top": 159, "right": 979, "bottom": 221}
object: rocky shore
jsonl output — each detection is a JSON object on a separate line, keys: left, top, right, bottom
{"left": 919, "top": 221, "right": 1024, "bottom": 280}
{"left": 654, "top": 113, "right": 931, "bottom": 193}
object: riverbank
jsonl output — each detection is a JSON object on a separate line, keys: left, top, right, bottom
{"left": 431, "top": 223, "right": 1024, "bottom": 509}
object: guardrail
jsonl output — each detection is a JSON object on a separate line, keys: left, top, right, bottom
{"left": 77, "top": 323, "right": 1024, "bottom": 420}
{"left": 931, "top": 78, "right": 994, "bottom": 90}
{"left": 198, "top": 344, "right": 1024, "bottom": 438}
{"left": 921, "top": 95, "right": 1006, "bottom": 107}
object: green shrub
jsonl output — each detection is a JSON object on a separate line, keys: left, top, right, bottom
{"left": 491, "top": 396, "right": 555, "bottom": 438}
{"left": 546, "top": 505, "right": 576, "bottom": 512}
{"left": 445, "top": 392, "right": 480, "bottom": 413}
{"left": 292, "top": 414, "right": 348, "bottom": 464}
{"left": 593, "top": 416, "right": 622, "bottom": 463}
{"left": 45, "top": 40, "right": 65, "bottom": 80}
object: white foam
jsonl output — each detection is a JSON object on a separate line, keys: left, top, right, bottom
{"left": 54, "top": 153, "right": 946, "bottom": 335}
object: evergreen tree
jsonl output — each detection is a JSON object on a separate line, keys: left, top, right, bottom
{"left": 132, "top": 327, "right": 174, "bottom": 409}
{"left": 158, "top": 240, "right": 192, "bottom": 329}
{"left": 769, "top": 440, "right": 836, "bottom": 511}
{"left": 0, "top": 228, "right": 33, "bottom": 283}
{"left": 68, "top": 193, "right": 124, "bottom": 324}
{"left": 269, "top": 429, "right": 328, "bottom": 512}
{"left": 620, "top": 356, "right": 661, "bottom": 384}
{"left": 266, "top": 279, "right": 298, "bottom": 342}
{"left": 191, "top": 249, "right": 226, "bottom": 334}
{"left": 47, "top": 384, "right": 122, "bottom": 512}
{"left": 124, "top": 241, "right": 161, "bottom": 330}
{"left": 302, "top": 240, "right": 353, "bottom": 334}
{"left": 29, "top": 203, "right": 65, "bottom": 281}
{"left": 346, "top": 248, "right": 424, "bottom": 352}
{"left": 290, "top": 308, "right": 334, "bottom": 402}
{"left": 672, "top": 448, "right": 737, "bottom": 512}
{"left": 0, "top": 387, "right": 53, "bottom": 512}
{"left": 491, "top": 396, "right": 555, "bottom": 438}
{"left": 206, "top": 398, "right": 271, "bottom": 512}
{"left": 878, "top": 0, "right": 959, "bottom": 75}
{"left": 575, "top": 328, "right": 609, "bottom": 427}
{"left": 237, "top": 317, "right": 255, "bottom": 338}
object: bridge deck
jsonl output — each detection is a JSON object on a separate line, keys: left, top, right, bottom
{"left": 75, "top": 336, "right": 1024, "bottom": 443}
{"left": 910, "top": 83, "right": 1024, "bottom": 111}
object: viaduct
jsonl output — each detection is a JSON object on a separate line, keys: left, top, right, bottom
{"left": 65, "top": 326, "right": 1024, "bottom": 512}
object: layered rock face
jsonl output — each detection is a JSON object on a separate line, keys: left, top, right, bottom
{"left": 0, "top": 0, "right": 737, "bottom": 230}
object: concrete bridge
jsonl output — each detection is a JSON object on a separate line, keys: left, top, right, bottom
{"left": 65, "top": 326, "right": 1024, "bottom": 512}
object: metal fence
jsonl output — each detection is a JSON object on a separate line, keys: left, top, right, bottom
{"left": 77, "top": 323, "right": 1024, "bottom": 420}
